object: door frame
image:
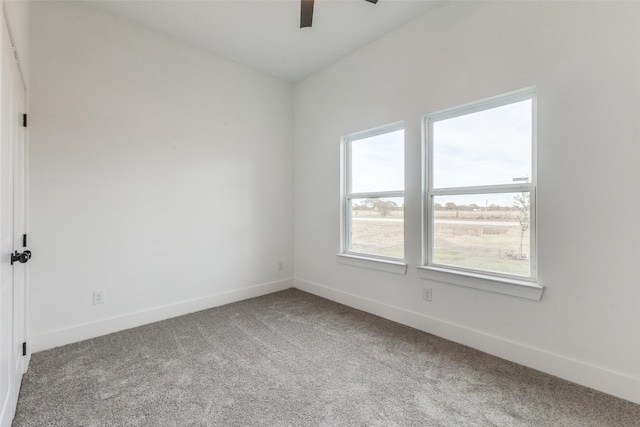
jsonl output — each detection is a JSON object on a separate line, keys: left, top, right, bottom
{"left": 0, "top": 7, "right": 28, "bottom": 426}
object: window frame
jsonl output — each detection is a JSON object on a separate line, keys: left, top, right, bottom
{"left": 422, "top": 88, "right": 540, "bottom": 292}
{"left": 340, "top": 122, "right": 405, "bottom": 265}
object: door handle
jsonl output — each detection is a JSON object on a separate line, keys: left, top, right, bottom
{"left": 11, "top": 250, "right": 31, "bottom": 265}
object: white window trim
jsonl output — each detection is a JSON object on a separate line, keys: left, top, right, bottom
{"left": 416, "top": 266, "right": 543, "bottom": 300}
{"left": 340, "top": 122, "right": 405, "bottom": 264}
{"left": 336, "top": 253, "right": 408, "bottom": 275}
{"left": 420, "top": 88, "right": 543, "bottom": 299}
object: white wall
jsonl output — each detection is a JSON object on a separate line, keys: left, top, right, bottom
{"left": 29, "top": 1, "right": 293, "bottom": 350}
{"left": 294, "top": 1, "right": 640, "bottom": 403}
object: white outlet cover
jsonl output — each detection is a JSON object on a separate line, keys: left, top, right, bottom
{"left": 93, "top": 290, "right": 105, "bottom": 305}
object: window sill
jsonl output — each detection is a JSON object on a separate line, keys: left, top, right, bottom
{"left": 336, "top": 254, "right": 408, "bottom": 275}
{"left": 416, "top": 266, "right": 544, "bottom": 300}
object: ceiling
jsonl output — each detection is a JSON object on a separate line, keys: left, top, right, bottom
{"left": 88, "top": 0, "right": 444, "bottom": 82}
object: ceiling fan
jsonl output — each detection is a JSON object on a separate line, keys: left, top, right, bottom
{"left": 300, "top": 0, "right": 378, "bottom": 28}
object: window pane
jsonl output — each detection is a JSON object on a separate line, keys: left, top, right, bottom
{"left": 432, "top": 193, "right": 530, "bottom": 277}
{"left": 433, "top": 100, "right": 532, "bottom": 188}
{"left": 350, "top": 197, "right": 404, "bottom": 258}
{"left": 351, "top": 129, "right": 404, "bottom": 193}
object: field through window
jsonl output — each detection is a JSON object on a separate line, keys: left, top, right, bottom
{"left": 431, "top": 193, "right": 530, "bottom": 277}
{"left": 350, "top": 197, "right": 404, "bottom": 258}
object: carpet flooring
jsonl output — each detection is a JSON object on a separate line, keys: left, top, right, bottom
{"left": 12, "top": 289, "right": 640, "bottom": 426}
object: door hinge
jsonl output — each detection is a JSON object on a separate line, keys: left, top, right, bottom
{"left": 22, "top": 114, "right": 27, "bottom": 127}
{"left": 22, "top": 342, "right": 27, "bottom": 356}
{"left": 23, "top": 234, "right": 27, "bottom": 247}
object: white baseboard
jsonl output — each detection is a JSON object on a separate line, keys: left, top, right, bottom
{"left": 294, "top": 277, "right": 640, "bottom": 405}
{"left": 31, "top": 279, "right": 293, "bottom": 353}
{"left": 0, "top": 393, "right": 11, "bottom": 427}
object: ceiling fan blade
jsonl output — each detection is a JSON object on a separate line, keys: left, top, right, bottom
{"left": 364, "top": 0, "right": 378, "bottom": 3}
{"left": 300, "top": 0, "right": 314, "bottom": 28}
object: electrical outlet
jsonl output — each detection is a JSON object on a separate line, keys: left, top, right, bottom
{"left": 278, "top": 261, "right": 284, "bottom": 271}
{"left": 93, "top": 290, "right": 105, "bottom": 305}
{"left": 423, "top": 287, "right": 432, "bottom": 302}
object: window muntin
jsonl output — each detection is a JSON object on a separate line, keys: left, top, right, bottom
{"left": 343, "top": 125, "right": 404, "bottom": 259}
{"left": 425, "top": 90, "right": 536, "bottom": 281}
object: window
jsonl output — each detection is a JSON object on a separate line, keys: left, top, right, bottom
{"left": 341, "top": 123, "right": 404, "bottom": 261}
{"left": 423, "top": 89, "right": 537, "bottom": 284}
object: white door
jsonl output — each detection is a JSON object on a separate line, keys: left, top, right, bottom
{"left": 0, "top": 15, "right": 27, "bottom": 427}
{"left": 0, "top": 18, "right": 15, "bottom": 425}
{"left": 10, "top": 41, "right": 27, "bottom": 413}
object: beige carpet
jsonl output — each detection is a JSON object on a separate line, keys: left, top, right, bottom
{"left": 13, "top": 289, "right": 640, "bottom": 426}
